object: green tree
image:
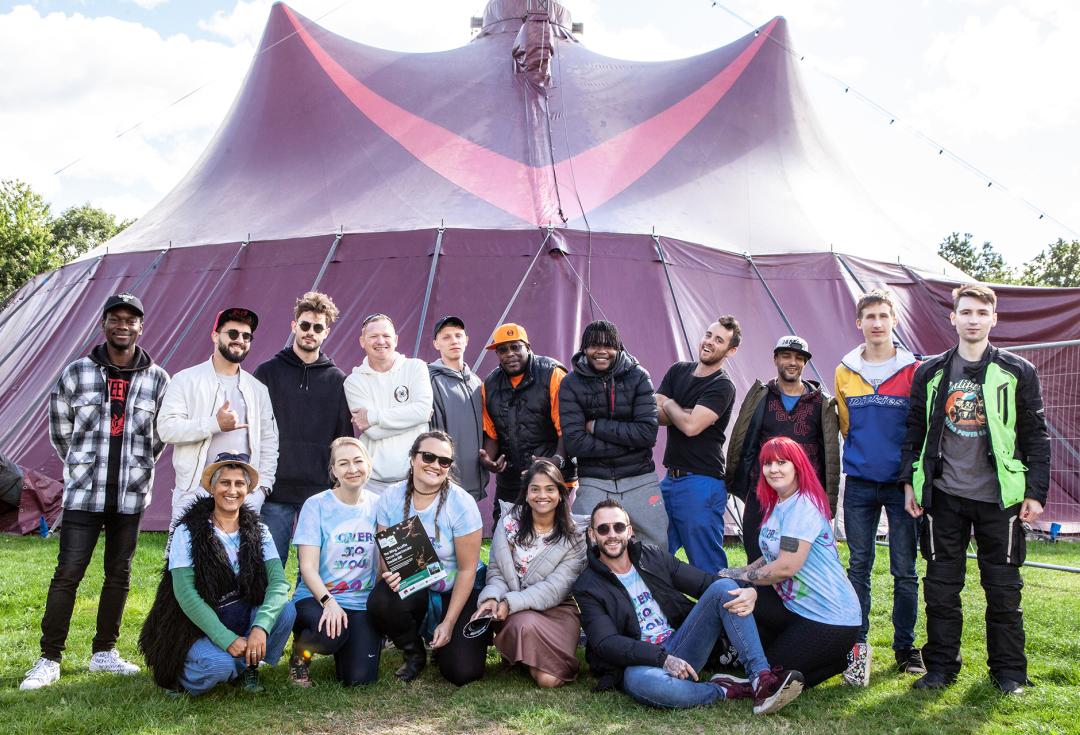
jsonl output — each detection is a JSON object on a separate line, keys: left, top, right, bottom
{"left": 1020, "top": 238, "right": 1080, "bottom": 287}
{"left": 937, "top": 231, "right": 1015, "bottom": 283}
{"left": 0, "top": 179, "right": 54, "bottom": 301}
{"left": 50, "top": 203, "right": 133, "bottom": 263}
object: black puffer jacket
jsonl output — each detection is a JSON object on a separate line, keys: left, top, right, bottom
{"left": 558, "top": 351, "right": 658, "bottom": 480}
{"left": 573, "top": 541, "right": 718, "bottom": 690}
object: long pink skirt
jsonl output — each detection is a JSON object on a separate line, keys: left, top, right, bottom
{"left": 494, "top": 600, "right": 581, "bottom": 682}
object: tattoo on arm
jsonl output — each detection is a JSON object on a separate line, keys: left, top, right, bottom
{"left": 718, "top": 557, "right": 766, "bottom": 582}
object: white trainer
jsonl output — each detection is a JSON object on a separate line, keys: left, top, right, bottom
{"left": 89, "top": 649, "right": 140, "bottom": 675}
{"left": 20, "top": 658, "right": 61, "bottom": 690}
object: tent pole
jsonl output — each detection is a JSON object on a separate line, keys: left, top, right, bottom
{"left": 651, "top": 232, "right": 694, "bottom": 357}
{"left": 283, "top": 229, "right": 344, "bottom": 350}
{"left": 835, "top": 254, "right": 916, "bottom": 352}
{"left": 471, "top": 228, "right": 553, "bottom": 375}
{"left": 745, "top": 254, "right": 825, "bottom": 384}
{"left": 159, "top": 240, "right": 248, "bottom": 369}
{"left": 413, "top": 224, "right": 445, "bottom": 356}
{"left": 0, "top": 248, "right": 168, "bottom": 450}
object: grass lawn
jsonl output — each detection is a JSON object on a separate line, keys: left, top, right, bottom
{"left": 1, "top": 532, "right": 1078, "bottom": 735}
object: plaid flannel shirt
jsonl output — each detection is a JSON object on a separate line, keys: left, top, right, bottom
{"left": 49, "top": 355, "right": 170, "bottom": 514}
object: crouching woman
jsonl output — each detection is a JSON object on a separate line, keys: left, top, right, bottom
{"left": 472, "top": 460, "right": 587, "bottom": 687}
{"left": 140, "top": 453, "right": 295, "bottom": 695}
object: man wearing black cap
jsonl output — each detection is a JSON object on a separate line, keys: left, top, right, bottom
{"left": 428, "top": 316, "right": 488, "bottom": 501}
{"left": 158, "top": 307, "right": 279, "bottom": 525}
{"left": 22, "top": 293, "right": 170, "bottom": 691}
{"left": 726, "top": 335, "right": 840, "bottom": 562}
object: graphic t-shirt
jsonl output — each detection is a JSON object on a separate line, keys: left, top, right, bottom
{"left": 104, "top": 364, "right": 130, "bottom": 511}
{"left": 206, "top": 374, "right": 250, "bottom": 465}
{"left": 939, "top": 355, "right": 998, "bottom": 503}
{"left": 615, "top": 566, "right": 674, "bottom": 644}
{"left": 658, "top": 362, "right": 736, "bottom": 478}
{"left": 168, "top": 521, "right": 278, "bottom": 573}
{"left": 758, "top": 493, "right": 860, "bottom": 627}
{"left": 292, "top": 488, "right": 380, "bottom": 610}
{"left": 376, "top": 481, "right": 483, "bottom": 592}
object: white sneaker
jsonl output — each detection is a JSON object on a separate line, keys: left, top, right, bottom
{"left": 843, "top": 642, "right": 872, "bottom": 687}
{"left": 89, "top": 649, "right": 140, "bottom": 675}
{"left": 20, "top": 658, "right": 61, "bottom": 690}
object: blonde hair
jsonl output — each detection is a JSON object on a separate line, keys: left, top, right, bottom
{"left": 328, "top": 437, "right": 372, "bottom": 487}
{"left": 294, "top": 291, "right": 340, "bottom": 323}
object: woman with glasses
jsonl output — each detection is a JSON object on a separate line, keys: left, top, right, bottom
{"left": 367, "top": 430, "right": 487, "bottom": 685}
{"left": 472, "top": 460, "right": 586, "bottom": 687}
{"left": 287, "top": 437, "right": 381, "bottom": 687}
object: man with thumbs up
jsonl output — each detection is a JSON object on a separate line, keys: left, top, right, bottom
{"left": 158, "top": 307, "right": 279, "bottom": 525}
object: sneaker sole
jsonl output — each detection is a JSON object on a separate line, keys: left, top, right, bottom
{"left": 754, "top": 675, "right": 804, "bottom": 715}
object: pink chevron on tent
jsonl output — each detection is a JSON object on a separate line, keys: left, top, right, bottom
{"left": 1, "top": 0, "right": 1077, "bottom": 532}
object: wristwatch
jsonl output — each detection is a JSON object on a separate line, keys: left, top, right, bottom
{"left": 319, "top": 593, "right": 331, "bottom": 607}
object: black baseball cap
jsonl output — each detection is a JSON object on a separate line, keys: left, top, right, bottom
{"left": 214, "top": 307, "right": 259, "bottom": 332}
{"left": 102, "top": 293, "right": 144, "bottom": 317}
{"left": 433, "top": 315, "right": 466, "bottom": 339}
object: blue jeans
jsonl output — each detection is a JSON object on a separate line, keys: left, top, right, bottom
{"left": 178, "top": 600, "right": 297, "bottom": 695}
{"left": 661, "top": 472, "right": 728, "bottom": 572}
{"left": 260, "top": 501, "right": 300, "bottom": 565}
{"left": 843, "top": 477, "right": 919, "bottom": 649}
{"left": 622, "top": 579, "right": 769, "bottom": 709}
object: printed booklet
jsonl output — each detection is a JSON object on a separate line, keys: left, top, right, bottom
{"left": 376, "top": 515, "right": 447, "bottom": 598}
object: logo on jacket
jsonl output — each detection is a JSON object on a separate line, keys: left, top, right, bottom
{"left": 394, "top": 385, "right": 410, "bottom": 403}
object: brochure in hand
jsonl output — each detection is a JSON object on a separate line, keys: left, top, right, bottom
{"left": 376, "top": 515, "right": 447, "bottom": 599}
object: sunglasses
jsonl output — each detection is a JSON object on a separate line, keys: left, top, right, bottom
{"left": 222, "top": 329, "right": 253, "bottom": 343}
{"left": 418, "top": 451, "right": 453, "bottom": 468}
{"left": 594, "top": 522, "right": 628, "bottom": 536}
{"left": 362, "top": 313, "right": 392, "bottom": 327}
{"left": 298, "top": 321, "right": 326, "bottom": 333}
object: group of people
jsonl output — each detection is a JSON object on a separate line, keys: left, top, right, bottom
{"left": 20, "top": 282, "right": 1049, "bottom": 711}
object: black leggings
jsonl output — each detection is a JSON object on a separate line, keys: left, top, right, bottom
{"left": 753, "top": 585, "right": 858, "bottom": 687}
{"left": 293, "top": 597, "right": 382, "bottom": 686}
{"left": 367, "top": 579, "right": 489, "bottom": 686}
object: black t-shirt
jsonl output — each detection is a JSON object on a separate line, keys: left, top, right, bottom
{"left": 657, "top": 362, "right": 736, "bottom": 479}
{"left": 104, "top": 364, "right": 130, "bottom": 512}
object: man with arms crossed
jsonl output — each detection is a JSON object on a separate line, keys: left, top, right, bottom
{"left": 655, "top": 316, "right": 740, "bottom": 573}
{"left": 901, "top": 284, "right": 1050, "bottom": 694}
{"left": 834, "top": 290, "right": 923, "bottom": 685}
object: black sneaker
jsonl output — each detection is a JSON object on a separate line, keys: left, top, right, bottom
{"left": 912, "top": 671, "right": 956, "bottom": 690}
{"left": 752, "top": 667, "right": 804, "bottom": 715}
{"left": 992, "top": 675, "right": 1031, "bottom": 696}
{"left": 240, "top": 664, "right": 264, "bottom": 693}
{"left": 895, "top": 647, "right": 927, "bottom": 675}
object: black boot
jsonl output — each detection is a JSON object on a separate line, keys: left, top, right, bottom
{"left": 394, "top": 638, "right": 427, "bottom": 682}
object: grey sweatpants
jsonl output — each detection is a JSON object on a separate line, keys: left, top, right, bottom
{"left": 572, "top": 473, "right": 668, "bottom": 550}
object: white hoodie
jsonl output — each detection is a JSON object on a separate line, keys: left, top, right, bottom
{"left": 343, "top": 353, "right": 432, "bottom": 483}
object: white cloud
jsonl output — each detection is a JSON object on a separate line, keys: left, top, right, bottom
{"left": 124, "top": 0, "right": 171, "bottom": 10}
{"left": 0, "top": 4, "right": 251, "bottom": 219}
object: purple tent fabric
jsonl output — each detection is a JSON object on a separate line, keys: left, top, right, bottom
{"left": 2, "top": 2, "right": 1078, "bottom": 531}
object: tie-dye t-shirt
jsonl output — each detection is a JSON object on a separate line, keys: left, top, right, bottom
{"left": 758, "top": 492, "right": 860, "bottom": 626}
{"left": 292, "top": 488, "right": 380, "bottom": 610}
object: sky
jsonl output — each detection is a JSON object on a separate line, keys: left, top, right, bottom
{"left": 1, "top": 0, "right": 1077, "bottom": 267}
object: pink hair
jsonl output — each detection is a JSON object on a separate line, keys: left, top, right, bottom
{"left": 755, "top": 437, "right": 832, "bottom": 523}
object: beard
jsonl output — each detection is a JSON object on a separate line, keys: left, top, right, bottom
{"left": 294, "top": 335, "right": 318, "bottom": 353}
{"left": 597, "top": 537, "right": 628, "bottom": 560}
{"left": 217, "top": 341, "right": 249, "bottom": 364}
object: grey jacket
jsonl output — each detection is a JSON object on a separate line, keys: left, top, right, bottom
{"left": 429, "top": 359, "right": 488, "bottom": 499}
{"left": 479, "top": 502, "right": 588, "bottom": 613}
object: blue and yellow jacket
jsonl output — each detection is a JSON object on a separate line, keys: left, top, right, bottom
{"left": 834, "top": 345, "right": 919, "bottom": 483}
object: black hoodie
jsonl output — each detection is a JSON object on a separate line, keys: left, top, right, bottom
{"left": 253, "top": 348, "right": 353, "bottom": 506}
{"left": 558, "top": 350, "right": 658, "bottom": 480}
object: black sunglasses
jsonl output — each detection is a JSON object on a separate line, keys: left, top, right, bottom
{"left": 298, "top": 321, "right": 326, "bottom": 333}
{"left": 222, "top": 329, "right": 253, "bottom": 342}
{"left": 418, "top": 451, "right": 453, "bottom": 468}
{"left": 594, "top": 522, "right": 628, "bottom": 536}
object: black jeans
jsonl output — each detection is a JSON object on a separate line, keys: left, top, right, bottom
{"left": 293, "top": 597, "right": 382, "bottom": 685}
{"left": 741, "top": 489, "right": 765, "bottom": 562}
{"left": 40, "top": 509, "right": 142, "bottom": 661}
{"left": 367, "top": 579, "right": 489, "bottom": 686}
{"left": 920, "top": 489, "right": 1027, "bottom": 682}
{"left": 753, "top": 585, "right": 859, "bottom": 687}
